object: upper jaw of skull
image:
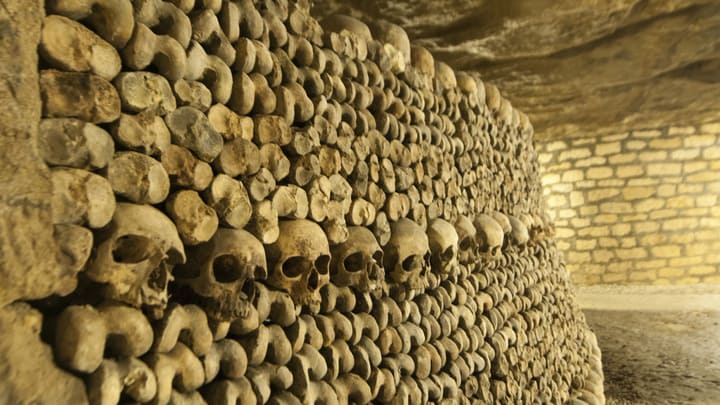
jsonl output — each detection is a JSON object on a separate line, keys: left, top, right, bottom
{"left": 266, "top": 220, "right": 331, "bottom": 311}
{"left": 174, "top": 228, "right": 266, "bottom": 322}
{"left": 331, "top": 226, "right": 387, "bottom": 296}
{"left": 86, "top": 203, "right": 185, "bottom": 318}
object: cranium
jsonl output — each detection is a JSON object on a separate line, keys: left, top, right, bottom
{"left": 174, "top": 228, "right": 266, "bottom": 322}
{"left": 490, "top": 211, "right": 512, "bottom": 234}
{"left": 330, "top": 226, "right": 386, "bottom": 297}
{"left": 383, "top": 218, "right": 430, "bottom": 294}
{"left": 453, "top": 215, "right": 476, "bottom": 265}
{"left": 86, "top": 203, "right": 185, "bottom": 318}
{"left": 508, "top": 215, "right": 530, "bottom": 246}
{"left": 265, "top": 220, "right": 331, "bottom": 311}
{"left": 474, "top": 214, "right": 504, "bottom": 258}
{"left": 427, "top": 219, "right": 459, "bottom": 276}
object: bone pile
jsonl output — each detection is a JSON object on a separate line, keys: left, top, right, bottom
{"left": 39, "top": 0, "right": 604, "bottom": 403}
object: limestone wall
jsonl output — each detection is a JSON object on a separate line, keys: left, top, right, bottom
{"left": 539, "top": 122, "right": 720, "bottom": 285}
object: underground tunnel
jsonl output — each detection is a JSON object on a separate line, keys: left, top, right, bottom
{"left": 1, "top": 0, "right": 718, "bottom": 404}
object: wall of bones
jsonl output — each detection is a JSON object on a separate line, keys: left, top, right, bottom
{"left": 1, "top": 0, "right": 603, "bottom": 403}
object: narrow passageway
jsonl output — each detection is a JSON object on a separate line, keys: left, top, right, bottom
{"left": 579, "top": 286, "right": 720, "bottom": 404}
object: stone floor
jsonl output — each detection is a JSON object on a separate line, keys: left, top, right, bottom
{"left": 577, "top": 286, "right": 720, "bottom": 405}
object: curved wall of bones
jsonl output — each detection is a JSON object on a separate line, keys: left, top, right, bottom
{"left": 9, "top": 0, "right": 603, "bottom": 403}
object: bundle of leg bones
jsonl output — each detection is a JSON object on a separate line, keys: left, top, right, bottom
{"left": 35, "top": 0, "right": 604, "bottom": 403}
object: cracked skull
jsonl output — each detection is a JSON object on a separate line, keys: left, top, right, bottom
{"left": 265, "top": 220, "right": 331, "bottom": 309}
{"left": 427, "top": 218, "right": 459, "bottom": 276}
{"left": 86, "top": 203, "right": 186, "bottom": 318}
{"left": 331, "top": 226, "right": 386, "bottom": 297}
{"left": 384, "top": 218, "right": 430, "bottom": 293}
{"left": 174, "top": 228, "right": 266, "bottom": 322}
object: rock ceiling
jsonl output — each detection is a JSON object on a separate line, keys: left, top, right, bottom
{"left": 312, "top": 0, "right": 720, "bottom": 140}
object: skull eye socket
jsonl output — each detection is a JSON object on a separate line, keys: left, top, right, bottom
{"left": 402, "top": 255, "right": 421, "bottom": 272}
{"left": 459, "top": 237, "right": 473, "bottom": 251}
{"left": 372, "top": 250, "right": 383, "bottom": 264}
{"left": 213, "top": 255, "right": 242, "bottom": 283}
{"left": 441, "top": 247, "right": 455, "bottom": 261}
{"left": 282, "top": 256, "right": 307, "bottom": 278}
{"left": 112, "top": 235, "right": 154, "bottom": 263}
{"left": 315, "top": 255, "right": 330, "bottom": 275}
{"left": 343, "top": 252, "right": 365, "bottom": 272}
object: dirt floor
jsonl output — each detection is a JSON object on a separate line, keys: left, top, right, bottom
{"left": 578, "top": 286, "right": 720, "bottom": 405}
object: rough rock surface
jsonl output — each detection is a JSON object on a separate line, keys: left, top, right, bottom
{"left": 0, "top": 303, "right": 88, "bottom": 404}
{"left": 0, "top": 0, "right": 64, "bottom": 305}
{"left": 313, "top": 0, "right": 720, "bottom": 139}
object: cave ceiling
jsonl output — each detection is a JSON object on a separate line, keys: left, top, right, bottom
{"left": 312, "top": 0, "right": 720, "bottom": 140}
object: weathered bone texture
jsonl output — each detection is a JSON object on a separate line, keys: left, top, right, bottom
{"left": 41, "top": 70, "right": 121, "bottom": 123}
{"left": 16, "top": 2, "right": 604, "bottom": 405}
{"left": 106, "top": 151, "right": 170, "bottom": 204}
{"left": 40, "top": 15, "right": 122, "bottom": 81}
{"left": 51, "top": 168, "right": 116, "bottom": 228}
{"left": 39, "top": 118, "right": 115, "bottom": 169}
{"left": 85, "top": 203, "right": 185, "bottom": 318}
{"left": 54, "top": 304, "right": 153, "bottom": 373}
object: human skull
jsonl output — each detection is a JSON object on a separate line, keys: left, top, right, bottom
{"left": 427, "top": 218, "right": 459, "bottom": 276}
{"left": 265, "top": 220, "right": 331, "bottom": 311}
{"left": 453, "top": 215, "right": 476, "bottom": 265}
{"left": 173, "top": 228, "right": 266, "bottom": 322}
{"left": 86, "top": 203, "right": 185, "bottom": 318}
{"left": 508, "top": 215, "right": 530, "bottom": 246}
{"left": 383, "top": 218, "right": 430, "bottom": 293}
{"left": 474, "top": 214, "right": 505, "bottom": 258}
{"left": 331, "top": 226, "right": 386, "bottom": 297}
{"left": 490, "top": 211, "right": 512, "bottom": 234}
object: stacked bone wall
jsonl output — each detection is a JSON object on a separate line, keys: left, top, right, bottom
{"left": 0, "top": 0, "right": 603, "bottom": 404}
{"left": 539, "top": 122, "right": 720, "bottom": 286}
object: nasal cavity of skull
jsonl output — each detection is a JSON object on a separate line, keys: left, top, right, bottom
{"left": 308, "top": 270, "right": 319, "bottom": 291}
{"left": 241, "top": 278, "right": 255, "bottom": 299}
{"left": 112, "top": 235, "right": 155, "bottom": 263}
{"left": 344, "top": 252, "right": 365, "bottom": 272}
{"left": 147, "top": 265, "right": 168, "bottom": 289}
{"left": 213, "top": 254, "right": 243, "bottom": 282}
{"left": 372, "top": 250, "right": 383, "bottom": 264}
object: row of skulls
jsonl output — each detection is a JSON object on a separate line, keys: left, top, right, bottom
{"left": 87, "top": 202, "right": 521, "bottom": 322}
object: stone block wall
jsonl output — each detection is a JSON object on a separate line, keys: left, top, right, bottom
{"left": 538, "top": 122, "right": 720, "bottom": 285}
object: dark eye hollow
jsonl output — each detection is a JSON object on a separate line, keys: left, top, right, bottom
{"left": 343, "top": 252, "right": 365, "bottom": 272}
{"left": 112, "top": 235, "right": 153, "bottom": 263}
{"left": 282, "top": 256, "right": 308, "bottom": 278}
{"left": 315, "top": 255, "right": 330, "bottom": 274}
{"left": 441, "top": 247, "right": 455, "bottom": 261}
{"left": 213, "top": 254, "right": 242, "bottom": 283}
{"left": 402, "top": 255, "right": 420, "bottom": 271}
